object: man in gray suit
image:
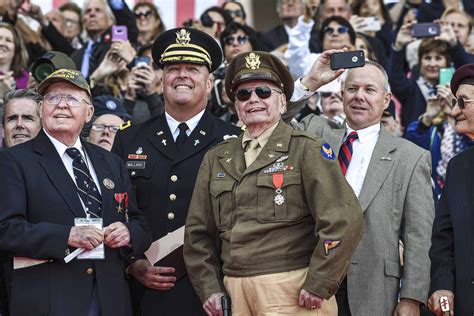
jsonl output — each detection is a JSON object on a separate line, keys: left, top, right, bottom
{"left": 294, "top": 52, "right": 435, "bottom": 315}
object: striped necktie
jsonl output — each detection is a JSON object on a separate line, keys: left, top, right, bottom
{"left": 66, "top": 148, "right": 102, "bottom": 217}
{"left": 338, "top": 131, "right": 359, "bottom": 175}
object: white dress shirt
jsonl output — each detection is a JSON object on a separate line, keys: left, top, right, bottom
{"left": 44, "top": 129, "right": 101, "bottom": 214}
{"left": 344, "top": 123, "right": 380, "bottom": 198}
{"left": 165, "top": 109, "right": 205, "bottom": 141}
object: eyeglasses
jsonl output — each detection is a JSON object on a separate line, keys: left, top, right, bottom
{"left": 91, "top": 124, "right": 120, "bottom": 133}
{"left": 134, "top": 11, "right": 154, "bottom": 19}
{"left": 43, "top": 93, "right": 90, "bottom": 107}
{"left": 235, "top": 86, "right": 282, "bottom": 102}
{"left": 451, "top": 98, "right": 474, "bottom": 109}
{"left": 323, "top": 26, "right": 349, "bottom": 36}
{"left": 223, "top": 34, "right": 249, "bottom": 46}
{"left": 225, "top": 9, "right": 244, "bottom": 18}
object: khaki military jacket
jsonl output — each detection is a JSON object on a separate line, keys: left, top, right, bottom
{"left": 184, "top": 120, "right": 363, "bottom": 303}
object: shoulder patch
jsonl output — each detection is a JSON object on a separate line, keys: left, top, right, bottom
{"left": 320, "top": 143, "right": 335, "bottom": 160}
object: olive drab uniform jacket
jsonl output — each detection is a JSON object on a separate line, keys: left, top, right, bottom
{"left": 184, "top": 120, "right": 364, "bottom": 303}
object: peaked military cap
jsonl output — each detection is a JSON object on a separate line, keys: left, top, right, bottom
{"left": 37, "top": 69, "right": 91, "bottom": 97}
{"left": 451, "top": 63, "right": 474, "bottom": 95}
{"left": 225, "top": 51, "right": 294, "bottom": 102}
{"left": 152, "top": 27, "right": 223, "bottom": 72}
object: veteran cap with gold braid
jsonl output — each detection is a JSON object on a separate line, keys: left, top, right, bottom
{"left": 225, "top": 51, "right": 294, "bottom": 102}
{"left": 152, "top": 27, "right": 223, "bottom": 72}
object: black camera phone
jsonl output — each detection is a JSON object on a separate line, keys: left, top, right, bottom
{"left": 330, "top": 50, "right": 365, "bottom": 70}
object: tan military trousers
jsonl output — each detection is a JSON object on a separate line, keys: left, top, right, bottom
{"left": 223, "top": 268, "right": 337, "bottom": 316}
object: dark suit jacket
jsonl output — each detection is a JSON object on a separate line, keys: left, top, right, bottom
{"left": 0, "top": 130, "right": 152, "bottom": 316}
{"left": 112, "top": 110, "right": 241, "bottom": 316}
{"left": 430, "top": 146, "right": 474, "bottom": 315}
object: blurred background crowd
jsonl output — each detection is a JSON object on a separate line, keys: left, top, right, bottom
{"left": 0, "top": 0, "right": 473, "bottom": 197}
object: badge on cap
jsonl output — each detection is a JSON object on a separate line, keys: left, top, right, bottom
{"left": 324, "top": 240, "right": 341, "bottom": 255}
{"left": 106, "top": 100, "right": 117, "bottom": 110}
{"left": 245, "top": 52, "right": 261, "bottom": 70}
{"left": 103, "top": 178, "right": 115, "bottom": 190}
{"left": 176, "top": 29, "right": 191, "bottom": 45}
{"left": 321, "top": 143, "right": 335, "bottom": 160}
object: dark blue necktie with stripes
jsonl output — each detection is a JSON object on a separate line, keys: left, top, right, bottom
{"left": 338, "top": 131, "right": 359, "bottom": 175}
{"left": 66, "top": 148, "right": 102, "bottom": 217}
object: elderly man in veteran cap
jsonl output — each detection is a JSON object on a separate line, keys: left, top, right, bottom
{"left": 183, "top": 51, "right": 364, "bottom": 316}
{"left": 0, "top": 69, "right": 152, "bottom": 316}
{"left": 112, "top": 28, "right": 240, "bottom": 316}
{"left": 428, "top": 63, "right": 474, "bottom": 316}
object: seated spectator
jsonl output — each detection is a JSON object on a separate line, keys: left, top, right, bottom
{"left": 86, "top": 95, "right": 130, "bottom": 151}
{"left": 198, "top": 6, "right": 232, "bottom": 42}
{"left": 261, "top": 0, "right": 305, "bottom": 52}
{"left": 59, "top": 2, "right": 83, "bottom": 49}
{"left": 405, "top": 84, "right": 474, "bottom": 197}
{"left": 1, "top": 89, "right": 41, "bottom": 148}
{"left": 222, "top": 1, "right": 247, "bottom": 25}
{"left": 0, "top": 22, "right": 29, "bottom": 98}
{"left": 388, "top": 21, "right": 471, "bottom": 128}
{"left": 133, "top": 2, "right": 165, "bottom": 47}
{"left": 123, "top": 44, "right": 164, "bottom": 124}
{"left": 351, "top": 0, "right": 394, "bottom": 57}
{"left": 285, "top": 15, "right": 355, "bottom": 78}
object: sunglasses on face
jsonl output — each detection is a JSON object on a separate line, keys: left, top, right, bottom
{"left": 323, "top": 26, "right": 349, "bottom": 36}
{"left": 451, "top": 98, "right": 474, "bottom": 109}
{"left": 235, "top": 86, "right": 282, "bottom": 102}
{"left": 224, "top": 34, "right": 249, "bottom": 46}
{"left": 225, "top": 9, "right": 244, "bottom": 18}
{"left": 134, "top": 11, "right": 154, "bottom": 19}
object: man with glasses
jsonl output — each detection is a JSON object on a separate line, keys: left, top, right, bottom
{"left": 112, "top": 28, "right": 240, "bottom": 316}
{"left": 87, "top": 95, "right": 131, "bottom": 151}
{"left": 184, "top": 51, "right": 363, "bottom": 316}
{"left": 0, "top": 69, "right": 151, "bottom": 316}
{"left": 429, "top": 63, "right": 474, "bottom": 316}
{"left": 292, "top": 53, "right": 434, "bottom": 315}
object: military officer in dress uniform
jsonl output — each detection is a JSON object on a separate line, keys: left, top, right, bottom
{"left": 112, "top": 28, "right": 240, "bottom": 316}
{"left": 183, "top": 51, "right": 364, "bottom": 316}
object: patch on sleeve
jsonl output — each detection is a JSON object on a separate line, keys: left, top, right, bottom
{"left": 324, "top": 240, "right": 341, "bottom": 255}
{"left": 320, "top": 143, "right": 335, "bottom": 160}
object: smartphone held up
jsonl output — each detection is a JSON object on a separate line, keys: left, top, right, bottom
{"left": 330, "top": 50, "right": 366, "bottom": 71}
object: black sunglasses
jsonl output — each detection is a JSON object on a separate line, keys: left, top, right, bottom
{"left": 225, "top": 9, "right": 244, "bottom": 18}
{"left": 134, "top": 11, "right": 153, "bottom": 19}
{"left": 235, "top": 86, "right": 282, "bottom": 102}
{"left": 224, "top": 34, "right": 249, "bottom": 46}
{"left": 451, "top": 98, "right": 474, "bottom": 109}
{"left": 324, "top": 26, "right": 349, "bottom": 35}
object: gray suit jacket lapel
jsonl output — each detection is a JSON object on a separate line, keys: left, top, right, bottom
{"left": 358, "top": 127, "right": 396, "bottom": 211}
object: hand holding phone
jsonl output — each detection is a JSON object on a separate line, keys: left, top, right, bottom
{"left": 411, "top": 23, "right": 440, "bottom": 38}
{"left": 112, "top": 25, "right": 128, "bottom": 41}
{"left": 439, "top": 68, "right": 454, "bottom": 85}
{"left": 330, "top": 50, "right": 365, "bottom": 70}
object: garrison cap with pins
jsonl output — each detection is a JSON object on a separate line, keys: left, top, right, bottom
{"left": 152, "top": 27, "right": 223, "bottom": 72}
{"left": 37, "top": 69, "right": 91, "bottom": 98}
{"left": 225, "top": 51, "right": 294, "bottom": 102}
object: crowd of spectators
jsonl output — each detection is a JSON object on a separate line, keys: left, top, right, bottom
{"left": 0, "top": 0, "right": 474, "bottom": 314}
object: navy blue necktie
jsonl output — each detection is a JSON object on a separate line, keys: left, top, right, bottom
{"left": 176, "top": 123, "right": 189, "bottom": 152}
{"left": 66, "top": 148, "right": 102, "bottom": 217}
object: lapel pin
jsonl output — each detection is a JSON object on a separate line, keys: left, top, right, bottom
{"left": 226, "top": 158, "right": 232, "bottom": 163}
{"left": 161, "top": 139, "right": 167, "bottom": 146}
{"left": 194, "top": 139, "right": 200, "bottom": 146}
{"left": 276, "top": 143, "right": 283, "bottom": 148}
{"left": 269, "top": 154, "right": 275, "bottom": 158}
{"left": 157, "top": 131, "right": 164, "bottom": 136}
{"left": 199, "top": 130, "right": 206, "bottom": 136}
{"left": 103, "top": 178, "right": 115, "bottom": 190}
{"left": 381, "top": 156, "right": 392, "bottom": 161}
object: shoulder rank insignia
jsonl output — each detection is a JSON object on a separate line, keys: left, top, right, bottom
{"left": 324, "top": 240, "right": 341, "bottom": 255}
{"left": 120, "top": 120, "right": 132, "bottom": 130}
{"left": 320, "top": 143, "right": 335, "bottom": 160}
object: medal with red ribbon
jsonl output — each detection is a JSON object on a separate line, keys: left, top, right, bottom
{"left": 114, "top": 192, "right": 129, "bottom": 222}
{"left": 272, "top": 173, "right": 285, "bottom": 205}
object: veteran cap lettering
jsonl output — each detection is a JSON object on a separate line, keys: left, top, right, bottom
{"left": 37, "top": 69, "right": 91, "bottom": 97}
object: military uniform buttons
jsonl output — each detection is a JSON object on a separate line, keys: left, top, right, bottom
{"left": 86, "top": 268, "right": 94, "bottom": 275}
{"left": 170, "top": 175, "right": 178, "bottom": 182}
{"left": 131, "top": 171, "right": 136, "bottom": 176}
{"left": 168, "top": 212, "right": 175, "bottom": 220}
{"left": 170, "top": 194, "right": 176, "bottom": 201}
